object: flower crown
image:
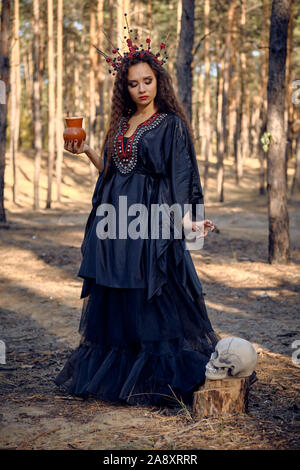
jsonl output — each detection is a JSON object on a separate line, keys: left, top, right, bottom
{"left": 93, "top": 12, "right": 169, "bottom": 76}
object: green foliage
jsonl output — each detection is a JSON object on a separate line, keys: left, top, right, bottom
{"left": 260, "top": 132, "right": 272, "bottom": 153}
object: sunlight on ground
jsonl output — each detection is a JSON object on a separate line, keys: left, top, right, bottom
{"left": 1, "top": 147, "right": 299, "bottom": 450}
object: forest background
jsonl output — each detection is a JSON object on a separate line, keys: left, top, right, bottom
{"left": 0, "top": 0, "right": 299, "bottom": 451}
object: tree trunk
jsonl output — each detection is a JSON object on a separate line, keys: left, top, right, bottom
{"left": 74, "top": 57, "right": 80, "bottom": 114}
{"left": 223, "top": 2, "right": 235, "bottom": 159}
{"left": 66, "top": 34, "right": 74, "bottom": 116}
{"left": 89, "top": 1, "right": 97, "bottom": 180}
{"left": 176, "top": 0, "right": 182, "bottom": 47}
{"left": 96, "top": 0, "right": 105, "bottom": 150}
{"left": 236, "top": 0, "right": 246, "bottom": 181}
{"left": 136, "top": 0, "right": 143, "bottom": 41}
{"left": 56, "top": 0, "right": 63, "bottom": 202}
{"left": 291, "top": 128, "right": 300, "bottom": 194}
{"left": 252, "top": 94, "right": 266, "bottom": 194}
{"left": 33, "top": 0, "right": 42, "bottom": 211}
{"left": 71, "top": 5, "right": 83, "bottom": 118}
{"left": 116, "top": 0, "right": 123, "bottom": 52}
{"left": 10, "top": 0, "right": 21, "bottom": 204}
{"left": 166, "top": 1, "right": 175, "bottom": 84}
{"left": 285, "top": 0, "right": 294, "bottom": 188}
{"left": 124, "top": 0, "right": 130, "bottom": 26}
{"left": 216, "top": 38, "right": 225, "bottom": 202}
{"left": 15, "top": 0, "right": 21, "bottom": 162}
{"left": 174, "top": 0, "right": 182, "bottom": 97}
{"left": 46, "top": 0, "right": 55, "bottom": 209}
{"left": 234, "top": 72, "right": 242, "bottom": 184}
{"left": 147, "top": 0, "right": 152, "bottom": 33}
{"left": 267, "top": 0, "right": 291, "bottom": 263}
{"left": 202, "top": 0, "right": 212, "bottom": 197}
{"left": 0, "top": 0, "right": 10, "bottom": 224}
{"left": 228, "top": 6, "right": 238, "bottom": 161}
{"left": 195, "top": 71, "right": 201, "bottom": 155}
{"left": 240, "top": 0, "right": 250, "bottom": 169}
{"left": 193, "top": 377, "right": 252, "bottom": 418}
{"left": 176, "top": 0, "right": 195, "bottom": 122}
{"left": 106, "top": 0, "right": 114, "bottom": 107}
{"left": 256, "top": 0, "right": 271, "bottom": 195}
{"left": 23, "top": 38, "right": 33, "bottom": 125}
{"left": 39, "top": 11, "right": 45, "bottom": 149}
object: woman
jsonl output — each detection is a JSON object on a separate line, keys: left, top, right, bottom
{"left": 55, "top": 48, "right": 220, "bottom": 408}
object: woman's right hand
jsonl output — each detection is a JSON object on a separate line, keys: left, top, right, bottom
{"left": 64, "top": 139, "right": 88, "bottom": 154}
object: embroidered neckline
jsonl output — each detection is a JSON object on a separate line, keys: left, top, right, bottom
{"left": 123, "top": 112, "right": 160, "bottom": 138}
{"left": 112, "top": 112, "right": 168, "bottom": 175}
{"left": 122, "top": 112, "right": 161, "bottom": 154}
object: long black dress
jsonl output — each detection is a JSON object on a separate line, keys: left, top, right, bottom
{"left": 54, "top": 111, "right": 219, "bottom": 407}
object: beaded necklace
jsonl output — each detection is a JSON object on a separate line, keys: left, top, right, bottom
{"left": 112, "top": 112, "right": 168, "bottom": 174}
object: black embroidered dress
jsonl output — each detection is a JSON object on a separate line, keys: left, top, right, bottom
{"left": 54, "top": 111, "right": 219, "bottom": 407}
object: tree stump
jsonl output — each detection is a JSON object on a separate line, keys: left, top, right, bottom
{"left": 192, "top": 376, "right": 252, "bottom": 418}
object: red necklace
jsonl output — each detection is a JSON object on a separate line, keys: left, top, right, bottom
{"left": 113, "top": 112, "right": 166, "bottom": 174}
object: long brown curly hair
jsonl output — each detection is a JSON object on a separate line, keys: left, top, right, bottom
{"left": 100, "top": 53, "right": 194, "bottom": 182}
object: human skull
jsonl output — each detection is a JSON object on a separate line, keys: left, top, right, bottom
{"left": 205, "top": 337, "right": 258, "bottom": 380}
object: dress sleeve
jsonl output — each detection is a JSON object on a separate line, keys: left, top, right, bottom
{"left": 81, "top": 142, "right": 108, "bottom": 256}
{"left": 169, "top": 115, "right": 205, "bottom": 223}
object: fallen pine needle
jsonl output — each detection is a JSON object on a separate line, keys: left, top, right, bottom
{"left": 54, "top": 395, "right": 84, "bottom": 401}
{"left": 18, "top": 428, "right": 61, "bottom": 449}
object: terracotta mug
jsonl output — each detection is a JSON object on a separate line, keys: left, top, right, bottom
{"left": 63, "top": 116, "right": 86, "bottom": 148}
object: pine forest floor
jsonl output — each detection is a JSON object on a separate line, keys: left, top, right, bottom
{"left": 0, "top": 148, "right": 299, "bottom": 450}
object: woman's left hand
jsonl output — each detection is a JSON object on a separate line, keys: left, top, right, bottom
{"left": 192, "top": 219, "right": 215, "bottom": 238}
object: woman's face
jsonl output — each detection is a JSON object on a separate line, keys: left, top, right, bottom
{"left": 127, "top": 61, "right": 157, "bottom": 110}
